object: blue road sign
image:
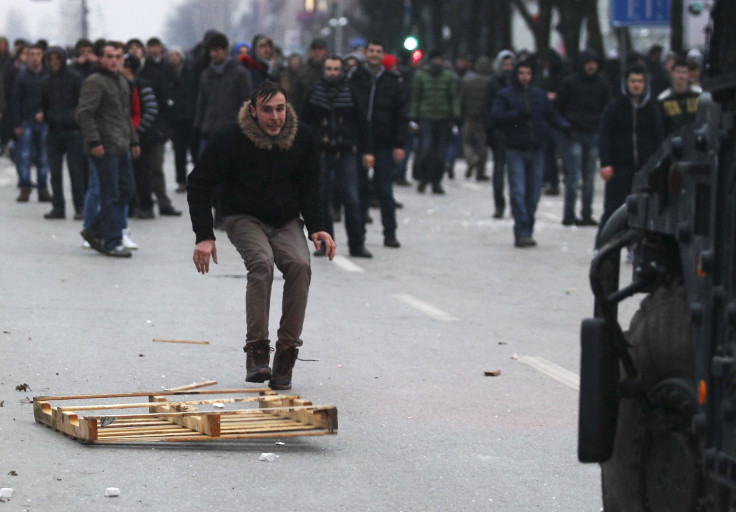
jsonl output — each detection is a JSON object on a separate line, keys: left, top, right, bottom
{"left": 610, "top": 0, "right": 670, "bottom": 27}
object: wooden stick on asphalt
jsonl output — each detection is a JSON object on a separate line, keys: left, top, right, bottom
{"left": 166, "top": 380, "right": 218, "bottom": 392}
{"left": 152, "top": 338, "right": 210, "bottom": 345}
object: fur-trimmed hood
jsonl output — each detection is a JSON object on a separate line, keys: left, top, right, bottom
{"left": 238, "top": 100, "right": 298, "bottom": 150}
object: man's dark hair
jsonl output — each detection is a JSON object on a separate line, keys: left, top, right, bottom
{"left": 324, "top": 54, "right": 343, "bottom": 64}
{"left": 146, "top": 37, "right": 163, "bottom": 47}
{"left": 206, "top": 32, "right": 229, "bottom": 51}
{"left": 672, "top": 58, "right": 689, "bottom": 70}
{"left": 366, "top": 39, "right": 385, "bottom": 50}
{"left": 517, "top": 59, "right": 533, "bottom": 73}
{"left": 126, "top": 38, "right": 144, "bottom": 50}
{"left": 105, "top": 40, "right": 125, "bottom": 52}
{"left": 93, "top": 38, "right": 106, "bottom": 57}
{"left": 35, "top": 39, "right": 49, "bottom": 52}
{"left": 625, "top": 63, "right": 647, "bottom": 79}
{"left": 75, "top": 38, "right": 93, "bottom": 53}
{"left": 250, "top": 80, "right": 286, "bottom": 108}
{"left": 28, "top": 43, "right": 44, "bottom": 52}
{"left": 310, "top": 38, "right": 328, "bottom": 50}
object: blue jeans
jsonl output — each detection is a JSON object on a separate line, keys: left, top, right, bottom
{"left": 416, "top": 120, "right": 450, "bottom": 185}
{"left": 16, "top": 121, "right": 49, "bottom": 190}
{"left": 47, "top": 129, "right": 86, "bottom": 212}
{"left": 319, "top": 152, "right": 364, "bottom": 252}
{"left": 86, "top": 154, "right": 135, "bottom": 250}
{"left": 560, "top": 132, "right": 599, "bottom": 221}
{"left": 506, "top": 148, "right": 544, "bottom": 240}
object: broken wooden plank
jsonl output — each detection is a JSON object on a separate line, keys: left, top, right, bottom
{"left": 152, "top": 338, "right": 210, "bottom": 345}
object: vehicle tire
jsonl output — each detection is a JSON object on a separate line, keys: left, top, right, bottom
{"left": 601, "top": 282, "right": 698, "bottom": 512}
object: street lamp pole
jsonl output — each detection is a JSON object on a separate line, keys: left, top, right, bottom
{"left": 81, "top": 0, "right": 89, "bottom": 39}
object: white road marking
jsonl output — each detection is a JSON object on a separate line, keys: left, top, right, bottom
{"left": 458, "top": 181, "right": 486, "bottom": 193}
{"left": 392, "top": 293, "right": 459, "bottom": 322}
{"left": 332, "top": 255, "right": 365, "bottom": 273}
{"left": 518, "top": 355, "right": 580, "bottom": 391}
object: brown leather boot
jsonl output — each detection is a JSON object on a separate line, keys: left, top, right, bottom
{"left": 38, "top": 188, "right": 52, "bottom": 202}
{"left": 16, "top": 187, "right": 31, "bottom": 202}
{"left": 244, "top": 341, "right": 272, "bottom": 383}
{"left": 269, "top": 347, "right": 299, "bottom": 390}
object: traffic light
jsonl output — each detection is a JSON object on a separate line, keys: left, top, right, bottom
{"left": 687, "top": 1, "right": 704, "bottom": 15}
{"left": 403, "top": 36, "right": 418, "bottom": 51}
{"left": 412, "top": 50, "right": 423, "bottom": 65}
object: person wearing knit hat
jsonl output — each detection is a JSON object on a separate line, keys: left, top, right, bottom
{"left": 232, "top": 42, "right": 250, "bottom": 59}
{"left": 382, "top": 54, "right": 398, "bottom": 71}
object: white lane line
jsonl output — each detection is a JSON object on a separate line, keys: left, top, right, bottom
{"left": 392, "top": 293, "right": 459, "bottom": 322}
{"left": 458, "top": 181, "right": 487, "bottom": 192}
{"left": 332, "top": 255, "right": 365, "bottom": 273}
{"left": 518, "top": 356, "right": 580, "bottom": 391}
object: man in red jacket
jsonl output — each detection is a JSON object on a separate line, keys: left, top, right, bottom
{"left": 187, "top": 81, "right": 335, "bottom": 390}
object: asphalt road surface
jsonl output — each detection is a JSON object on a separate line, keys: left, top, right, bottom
{"left": 0, "top": 148, "right": 610, "bottom": 511}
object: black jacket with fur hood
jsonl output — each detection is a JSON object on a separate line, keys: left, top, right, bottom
{"left": 187, "top": 101, "right": 324, "bottom": 243}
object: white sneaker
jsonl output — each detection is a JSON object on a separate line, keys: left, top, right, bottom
{"left": 122, "top": 229, "right": 139, "bottom": 250}
{"left": 82, "top": 241, "right": 91, "bottom": 249}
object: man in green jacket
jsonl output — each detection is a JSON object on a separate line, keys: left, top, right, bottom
{"left": 77, "top": 41, "right": 140, "bottom": 257}
{"left": 410, "top": 49, "right": 460, "bottom": 194}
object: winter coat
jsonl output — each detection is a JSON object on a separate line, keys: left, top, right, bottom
{"left": 491, "top": 64, "right": 569, "bottom": 151}
{"left": 348, "top": 65, "right": 408, "bottom": 150}
{"left": 41, "top": 47, "right": 84, "bottom": 131}
{"left": 657, "top": 85, "right": 701, "bottom": 136}
{"left": 555, "top": 55, "right": 611, "bottom": 135}
{"left": 76, "top": 66, "right": 139, "bottom": 155}
{"left": 300, "top": 77, "right": 372, "bottom": 153}
{"left": 133, "top": 76, "right": 161, "bottom": 144}
{"left": 292, "top": 57, "right": 323, "bottom": 111}
{"left": 599, "top": 82, "right": 664, "bottom": 170}
{"left": 409, "top": 63, "right": 461, "bottom": 121}
{"left": 169, "top": 59, "right": 196, "bottom": 122}
{"left": 460, "top": 56, "right": 492, "bottom": 121}
{"left": 194, "top": 57, "right": 253, "bottom": 138}
{"left": 187, "top": 102, "right": 324, "bottom": 243}
{"left": 11, "top": 65, "right": 47, "bottom": 126}
{"left": 482, "top": 50, "right": 517, "bottom": 135}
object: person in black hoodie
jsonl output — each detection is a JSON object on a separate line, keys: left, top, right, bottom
{"left": 483, "top": 50, "right": 516, "bottom": 219}
{"left": 187, "top": 81, "right": 335, "bottom": 390}
{"left": 597, "top": 63, "right": 664, "bottom": 245}
{"left": 41, "top": 46, "right": 85, "bottom": 219}
{"left": 301, "top": 55, "right": 373, "bottom": 258}
{"left": 555, "top": 50, "right": 611, "bottom": 226}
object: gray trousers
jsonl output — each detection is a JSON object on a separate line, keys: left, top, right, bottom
{"left": 225, "top": 215, "right": 311, "bottom": 350}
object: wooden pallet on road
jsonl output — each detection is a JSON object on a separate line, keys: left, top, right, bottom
{"left": 33, "top": 388, "right": 337, "bottom": 444}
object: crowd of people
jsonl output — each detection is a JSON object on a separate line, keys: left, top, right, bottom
{"left": 0, "top": 32, "right": 705, "bottom": 253}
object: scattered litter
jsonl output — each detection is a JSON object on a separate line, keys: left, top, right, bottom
{"left": 510, "top": 353, "right": 519, "bottom": 360}
{"left": 15, "top": 384, "right": 31, "bottom": 392}
{"left": 139, "top": 354, "right": 144, "bottom": 357}
{"left": 259, "top": 453, "right": 276, "bottom": 462}
{"left": 99, "top": 417, "right": 116, "bottom": 427}
{"left": 275, "top": 441, "right": 286, "bottom": 446}
{"left": 498, "top": 341, "right": 507, "bottom": 345}
{"left": 153, "top": 338, "right": 210, "bottom": 345}
{"left": 104, "top": 487, "right": 120, "bottom": 497}
{"left": 19, "top": 397, "right": 32, "bottom": 404}
{"left": 565, "top": 287, "right": 577, "bottom": 295}
{"left": 146, "top": 320, "right": 152, "bottom": 324}
{"left": 8, "top": 471, "right": 17, "bottom": 476}
{"left": 212, "top": 403, "right": 224, "bottom": 409}
{"left": 0, "top": 401, "right": 4, "bottom": 407}
{"left": 484, "top": 369, "right": 502, "bottom": 377}
{"left": 0, "top": 488, "right": 12, "bottom": 498}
